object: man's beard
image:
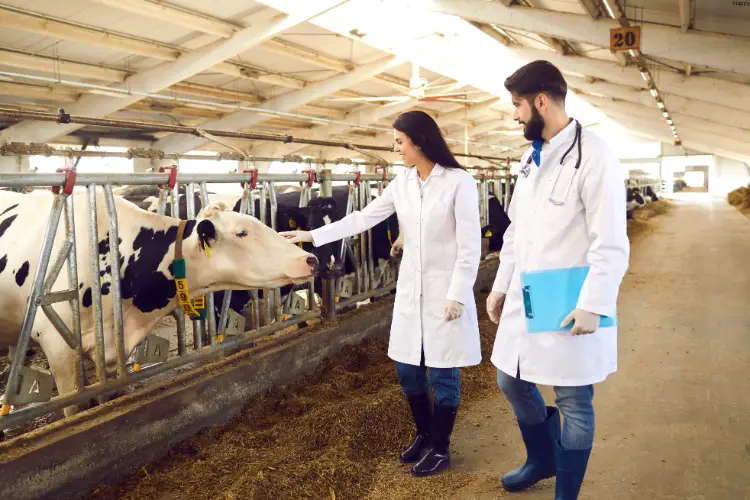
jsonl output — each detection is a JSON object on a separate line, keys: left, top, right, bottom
{"left": 521, "top": 106, "right": 544, "bottom": 141}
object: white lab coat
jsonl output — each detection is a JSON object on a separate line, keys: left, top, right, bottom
{"left": 310, "top": 164, "right": 482, "bottom": 368}
{"left": 490, "top": 120, "right": 630, "bottom": 386}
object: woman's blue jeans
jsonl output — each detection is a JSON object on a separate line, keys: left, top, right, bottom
{"left": 496, "top": 369, "right": 595, "bottom": 450}
{"left": 395, "top": 350, "right": 461, "bottom": 407}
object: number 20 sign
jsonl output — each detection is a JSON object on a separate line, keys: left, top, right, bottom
{"left": 610, "top": 26, "right": 640, "bottom": 52}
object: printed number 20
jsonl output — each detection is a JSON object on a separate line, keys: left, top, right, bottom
{"left": 614, "top": 31, "right": 636, "bottom": 47}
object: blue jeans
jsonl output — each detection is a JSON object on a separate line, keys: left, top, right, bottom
{"left": 496, "top": 369, "right": 594, "bottom": 450}
{"left": 396, "top": 350, "right": 461, "bottom": 407}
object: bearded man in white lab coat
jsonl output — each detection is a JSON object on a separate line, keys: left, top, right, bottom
{"left": 486, "top": 61, "right": 630, "bottom": 499}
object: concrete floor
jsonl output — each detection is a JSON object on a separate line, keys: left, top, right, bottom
{"left": 449, "top": 196, "right": 750, "bottom": 500}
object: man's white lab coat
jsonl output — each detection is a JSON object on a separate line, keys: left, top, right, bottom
{"left": 490, "top": 120, "right": 630, "bottom": 386}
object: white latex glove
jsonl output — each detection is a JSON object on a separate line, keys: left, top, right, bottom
{"left": 279, "top": 230, "right": 313, "bottom": 244}
{"left": 560, "top": 308, "right": 600, "bottom": 335}
{"left": 486, "top": 291, "right": 506, "bottom": 324}
{"left": 444, "top": 300, "right": 464, "bottom": 321}
{"left": 390, "top": 234, "right": 404, "bottom": 257}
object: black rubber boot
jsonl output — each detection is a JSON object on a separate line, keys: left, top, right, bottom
{"left": 411, "top": 404, "right": 457, "bottom": 477}
{"left": 501, "top": 406, "right": 561, "bottom": 491}
{"left": 554, "top": 438, "right": 592, "bottom": 500}
{"left": 400, "top": 392, "right": 433, "bottom": 463}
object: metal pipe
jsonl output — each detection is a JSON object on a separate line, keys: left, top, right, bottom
{"left": 358, "top": 183, "right": 368, "bottom": 293}
{"left": 103, "top": 185, "right": 127, "bottom": 379}
{"left": 259, "top": 183, "right": 271, "bottom": 327}
{"left": 0, "top": 310, "right": 320, "bottom": 429}
{"left": 199, "top": 182, "right": 217, "bottom": 345}
{"left": 268, "top": 182, "right": 282, "bottom": 324}
{"left": 1, "top": 193, "right": 67, "bottom": 414}
{"left": 64, "top": 193, "right": 86, "bottom": 393}
{"left": 0, "top": 172, "right": 397, "bottom": 188}
{"left": 86, "top": 185, "right": 108, "bottom": 388}
{"left": 183, "top": 183, "right": 203, "bottom": 350}
{"left": 335, "top": 282, "right": 397, "bottom": 310}
{"left": 364, "top": 182, "right": 375, "bottom": 292}
{"left": 0, "top": 105, "right": 512, "bottom": 160}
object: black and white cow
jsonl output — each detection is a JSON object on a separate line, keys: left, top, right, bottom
{"left": 0, "top": 189, "right": 317, "bottom": 416}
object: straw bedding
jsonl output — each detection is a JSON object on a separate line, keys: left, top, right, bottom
{"left": 81, "top": 202, "right": 668, "bottom": 500}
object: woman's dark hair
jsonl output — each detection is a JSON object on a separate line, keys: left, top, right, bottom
{"left": 392, "top": 110, "right": 464, "bottom": 169}
{"left": 504, "top": 60, "right": 568, "bottom": 103}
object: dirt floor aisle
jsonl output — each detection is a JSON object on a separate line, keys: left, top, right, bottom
{"left": 439, "top": 196, "right": 750, "bottom": 500}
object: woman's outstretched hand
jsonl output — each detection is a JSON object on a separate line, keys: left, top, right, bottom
{"left": 279, "top": 230, "right": 313, "bottom": 244}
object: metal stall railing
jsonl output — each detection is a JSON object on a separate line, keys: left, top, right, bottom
{"left": 0, "top": 169, "right": 409, "bottom": 431}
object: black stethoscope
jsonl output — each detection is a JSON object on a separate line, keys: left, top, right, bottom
{"left": 520, "top": 119, "right": 582, "bottom": 205}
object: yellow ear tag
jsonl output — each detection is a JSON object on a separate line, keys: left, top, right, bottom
{"left": 203, "top": 241, "right": 212, "bottom": 257}
{"left": 484, "top": 230, "right": 493, "bottom": 237}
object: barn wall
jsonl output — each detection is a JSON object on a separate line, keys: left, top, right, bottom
{"left": 711, "top": 156, "right": 750, "bottom": 197}
{"left": 0, "top": 258, "right": 500, "bottom": 500}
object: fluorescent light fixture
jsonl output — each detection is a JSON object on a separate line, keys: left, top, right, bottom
{"left": 657, "top": 101, "right": 665, "bottom": 109}
{"left": 601, "top": 0, "right": 617, "bottom": 18}
{"left": 649, "top": 88, "right": 658, "bottom": 98}
{"left": 667, "top": 119, "right": 673, "bottom": 125}
{"left": 662, "top": 111, "right": 669, "bottom": 118}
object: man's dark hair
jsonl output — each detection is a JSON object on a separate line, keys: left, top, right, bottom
{"left": 504, "top": 60, "right": 568, "bottom": 103}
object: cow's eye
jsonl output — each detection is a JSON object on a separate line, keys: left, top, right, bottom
{"left": 236, "top": 230, "right": 248, "bottom": 237}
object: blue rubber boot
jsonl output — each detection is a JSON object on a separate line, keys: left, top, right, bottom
{"left": 501, "top": 406, "right": 561, "bottom": 491}
{"left": 554, "top": 439, "right": 592, "bottom": 500}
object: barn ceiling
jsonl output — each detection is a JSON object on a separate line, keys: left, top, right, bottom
{"left": 0, "top": 0, "right": 745, "bottom": 165}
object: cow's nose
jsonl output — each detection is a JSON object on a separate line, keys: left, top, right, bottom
{"left": 306, "top": 255, "right": 319, "bottom": 273}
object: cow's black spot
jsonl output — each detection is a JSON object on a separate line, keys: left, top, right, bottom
{"left": 82, "top": 288, "right": 92, "bottom": 308}
{"left": 101, "top": 283, "right": 111, "bottom": 295}
{"left": 15, "top": 261, "right": 29, "bottom": 287}
{"left": 100, "top": 269, "right": 107, "bottom": 277}
{"left": 0, "top": 214, "right": 18, "bottom": 239}
{"left": 0, "top": 255, "right": 7, "bottom": 274}
{"left": 120, "top": 221, "right": 196, "bottom": 313}
{"left": 79, "top": 282, "right": 84, "bottom": 290}
{"left": 98, "top": 236, "right": 110, "bottom": 257}
{"left": 0, "top": 204, "right": 18, "bottom": 217}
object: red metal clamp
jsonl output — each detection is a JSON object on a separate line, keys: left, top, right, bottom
{"left": 350, "top": 171, "right": 361, "bottom": 186}
{"left": 240, "top": 169, "right": 259, "bottom": 189}
{"left": 51, "top": 168, "right": 77, "bottom": 195}
{"left": 157, "top": 165, "right": 177, "bottom": 190}
{"left": 301, "top": 168, "right": 315, "bottom": 187}
{"left": 374, "top": 165, "right": 387, "bottom": 182}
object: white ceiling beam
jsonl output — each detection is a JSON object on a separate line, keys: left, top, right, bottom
{"left": 436, "top": 97, "right": 503, "bottom": 124}
{"left": 0, "top": 5, "right": 180, "bottom": 60}
{"left": 578, "top": 0, "right": 604, "bottom": 19}
{"left": 446, "top": 119, "right": 511, "bottom": 140}
{"left": 566, "top": 75, "right": 750, "bottom": 131}
{"left": 0, "top": 49, "right": 127, "bottom": 82}
{"left": 678, "top": 0, "right": 691, "bottom": 33}
{"left": 86, "top": 0, "right": 237, "bottom": 38}
{"left": 153, "top": 54, "right": 404, "bottom": 154}
{"left": 411, "top": 0, "right": 750, "bottom": 77}
{"left": 510, "top": 48, "right": 750, "bottom": 113}
{"left": 0, "top": 3, "right": 348, "bottom": 144}
{"left": 587, "top": 98, "right": 750, "bottom": 157}
{"left": 602, "top": 111, "right": 750, "bottom": 164}
{"left": 250, "top": 98, "right": 421, "bottom": 157}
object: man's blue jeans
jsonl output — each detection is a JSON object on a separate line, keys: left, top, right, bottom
{"left": 396, "top": 351, "right": 461, "bottom": 407}
{"left": 496, "top": 369, "right": 595, "bottom": 450}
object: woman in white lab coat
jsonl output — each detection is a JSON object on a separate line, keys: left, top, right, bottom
{"left": 280, "top": 110, "right": 482, "bottom": 477}
{"left": 486, "top": 61, "right": 630, "bottom": 499}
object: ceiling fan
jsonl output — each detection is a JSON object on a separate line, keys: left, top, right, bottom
{"left": 324, "top": 61, "right": 487, "bottom": 104}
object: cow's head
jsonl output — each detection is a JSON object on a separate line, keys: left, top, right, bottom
{"left": 188, "top": 202, "right": 318, "bottom": 290}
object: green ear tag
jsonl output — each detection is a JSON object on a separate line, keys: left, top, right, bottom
{"left": 173, "top": 259, "right": 186, "bottom": 279}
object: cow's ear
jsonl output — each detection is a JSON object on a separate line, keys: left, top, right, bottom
{"left": 197, "top": 219, "right": 217, "bottom": 249}
{"left": 200, "top": 201, "right": 228, "bottom": 219}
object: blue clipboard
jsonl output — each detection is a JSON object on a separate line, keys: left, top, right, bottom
{"left": 520, "top": 266, "right": 616, "bottom": 333}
